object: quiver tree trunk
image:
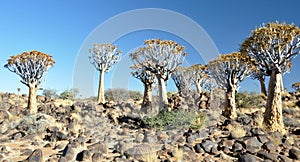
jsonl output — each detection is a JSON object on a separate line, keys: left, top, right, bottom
{"left": 97, "top": 70, "right": 105, "bottom": 103}
{"left": 157, "top": 75, "right": 168, "bottom": 106}
{"left": 142, "top": 84, "right": 152, "bottom": 107}
{"left": 264, "top": 71, "right": 284, "bottom": 132}
{"left": 223, "top": 86, "right": 237, "bottom": 119}
{"left": 28, "top": 84, "right": 37, "bottom": 114}
{"left": 259, "top": 77, "right": 267, "bottom": 96}
{"left": 196, "top": 82, "right": 202, "bottom": 94}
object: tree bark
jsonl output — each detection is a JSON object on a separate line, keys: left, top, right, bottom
{"left": 259, "top": 77, "right": 267, "bottom": 96}
{"left": 157, "top": 75, "right": 168, "bottom": 105}
{"left": 142, "top": 84, "right": 152, "bottom": 107}
{"left": 97, "top": 70, "right": 105, "bottom": 103}
{"left": 280, "top": 74, "right": 285, "bottom": 92}
{"left": 195, "top": 82, "right": 202, "bottom": 94}
{"left": 223, "top": 86, "right": 237, "bottom": 119}
{"left": 264, "top": 71, "right": 284, "bottom": 132}
{"left": 28, "top": 85, "right": 37, "bottom": 114}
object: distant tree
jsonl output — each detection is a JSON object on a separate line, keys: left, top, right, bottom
{"left": 4, "top": 51, "right": 55, "bottom": 113}
{"left": 240, "top": 22, "right": 300, "bottom": 132}
{"left": 59, "top": 88, "right": 79, "bottom": 100}
{"left": 292, "top": 82, "right": 300, "bottom": 92}
{"left": 130, "top": 63, "right": 155, "bottom": 107}
{"left": 42, "top": 88, "right": 58, "bottom": 98}
{"left": 188, "top": 64, "right": 210, "bottom": 94}
{"left": 207, "top": 52, "right": 253, "bottom": 119}
{"left": 89, "top": 43, "right": 122, "bottom": 103}
{"left": 131, "top": 39, "right": 187, "bottom": 105}
{"left": 249, "top": 68, "right": 268, "bottom": 96}
{"left": 171, "top": 66, "right": 191, "bottom": 97}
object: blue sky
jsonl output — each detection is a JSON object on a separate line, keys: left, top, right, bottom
{"left": 0, "top": 0, "right": 300, "bottom": 97}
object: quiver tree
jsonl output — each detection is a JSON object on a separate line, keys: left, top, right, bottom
{"left": 171, "top": 66, "right": 192, "bottom": 97}
{"left": 4, "top": 51, "right": 55, "bottom": 113}
{"left": 130, "top": 39, "right": 187, "bottom": 105}
{"left": 188, "top": 64, "right": 210, "bottom": 94}
{"left": 240, "top": 22, "right": 300, "bottom": 132}
{"left": 207, "top": 52, "right": 253, "bottom": 119}
{"left": 89, "top": 43, "right": 122, "bottom": 103}
{"left": 130, "top": 64, "right": 155, "bottom": 107}
{"left": 249, "top": 68, "right": 268, "bottom": 96}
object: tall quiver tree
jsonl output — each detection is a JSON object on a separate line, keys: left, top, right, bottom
{"left": 188, "top": 64, "right": 210, "bottom": 94}
{"left": 240, "top": 22, "right": 300, "bottom": 132}
{"left": 131, "top": 39, "right": 187, "bottom": 105}
{"left": 207, "top": 52, "right": 253, "bottom": 119}
{"left": 171, "top": 66, "right": 192, "bottom": 97}
{"left": 4, "top": 51, "right": 55, "bottom": 113}
{"left": 130, "top": 63, "right": 155, "bottom": 107}
{"left": 89, "top": 43, "right": 122, "bottom": 103}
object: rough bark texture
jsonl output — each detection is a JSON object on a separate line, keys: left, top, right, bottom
{"left": 157, "top": 75, "right": 168, "bottom": 105}
{"left": 259, "top": 77, "right": 267, "bottom": 96}
{"left": 223, "top": 87, "right": 237, "bottom": 119}
{"left": 264, "top": 71, "right": 284, "bottom": 132}
{"left": 142, "top": 85, "right": 152, "bottom": 107}
{"left": 28, "top": 85, "right": 37, "bottom": 114}
{"left": 97, "top": 70, "right": 105, "bottom": 103}
{"left": 196, "top": 82, "right": 202, "bottom": 94}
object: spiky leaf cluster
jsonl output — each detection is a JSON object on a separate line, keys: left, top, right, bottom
{"left": 240, "top": 22, "right": 300, "bottom": 74}
{"left": 171, "top": 66, "right": 192, "bottom": 96}
{"left": 130, "top": 39, "right": 187, "bottom": 80}
{"left": 89, "top": 43, "right": 122, "bottom": 72}
{"left": 188, "top": 64, "right": 210, "bottom": 91}
{"left": 4, "top": 51, "right": 55, "bottom": 87}
{"left": 207, "top": 52, "right": 253, "bottom": 91}
{"left": 130, "top": 64, "right": 155, "bottom": 86}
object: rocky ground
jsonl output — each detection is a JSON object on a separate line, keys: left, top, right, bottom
{"left": 0, "top": 92, "right": 299, "bottom": 162}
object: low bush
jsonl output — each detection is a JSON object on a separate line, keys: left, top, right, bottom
{"left": 143, "top": 108, "right": 206, "bottom": 130}
{"left": 236, "top": 91, "right": 266, "bottom": 109}
{"left": 105, "top": 88, "right": 143, "bottom": 101}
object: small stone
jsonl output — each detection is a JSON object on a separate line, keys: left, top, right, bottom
{"left": 201, "top": 140, "right": 215, "bottom": 153}
{"left": 87, "top": 142, "right": 108, "bottom": 154}
{"left": 257, "top": 135, "right": 269, "bottom": 144}
{"left": 91, "top": 153, "right": 102, "bottom": 162}
{"left": 250, "top": 128, "right": 265, "bottom": 136}
{"left": 233, "top": 142, "right": 243, "bottom": 152}
{"left": 76, "top": 150, "right": 91, "bottom": 161}
{"left": 57, "top": 131, "right": 68, "bottom": 141}
{"left": 238, "top": 153, "right": 259, "bottom": 162}
{"left": 289, "top": 147, "right": 300, "bottom": 160}
{"left": 194, "top": 143, "right": 204, "bottom": 153}
{"left": 262, "top": 141, "right": 278, "bottom": 152}
{"left": 12, "top": 131, "right": 25, "bottom": 140}
{"left": 26, "top": 149, "right": 43, "bottom": 162}
{"left": 257, "top": 150, "right": 278, "bottom": 161}
{"left": 278, "top": 155, "right": 292, "bottom": 162}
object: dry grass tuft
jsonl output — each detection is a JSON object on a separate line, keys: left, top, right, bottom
{"left": 173, "top": 148, "right": 184, "bottom": 162}
{"left": 230, "top": 124, "right": 246, "bottom": 138}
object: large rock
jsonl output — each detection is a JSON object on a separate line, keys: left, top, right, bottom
{"left": 76, "top": 150, "right": 91, "bottom": 161}
{"left": 201, "top": 140, "right": 217, "bottom": 154}
{"left": 289, "top": 147, "right": 300, "bottom": 160}
{"left": 87, "top": 142, "right": 108, "bottom": 154}
{"left": 26, "top": 149, "right": 43, "bottom": 162}
{"left": 238, "top": 153, "right": 260, "bottom": 162}
{"left": 242, "top": 137, "right": 262, "bottom": 153}
{"left": 257, "top": 150, "right": 278, "bottom": 161}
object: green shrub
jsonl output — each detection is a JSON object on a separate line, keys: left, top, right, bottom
{"left": 42, "top": 88, "right": 58, "bottom": 98}
{"left": 59, "top": 88, "right": 79, "bottom": 100}
{"left": 143, "top": 108, "right": 206, "bottom": 130}
{"left": 236, "top": 91, "right": 266, "bottom": 108}
{"left": 105, "top": 88, "right": 143, "bottom": 101}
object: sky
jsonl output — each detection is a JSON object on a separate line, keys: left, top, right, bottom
{"left": 0, "top": 0, "right": 300, "bottom": 97}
